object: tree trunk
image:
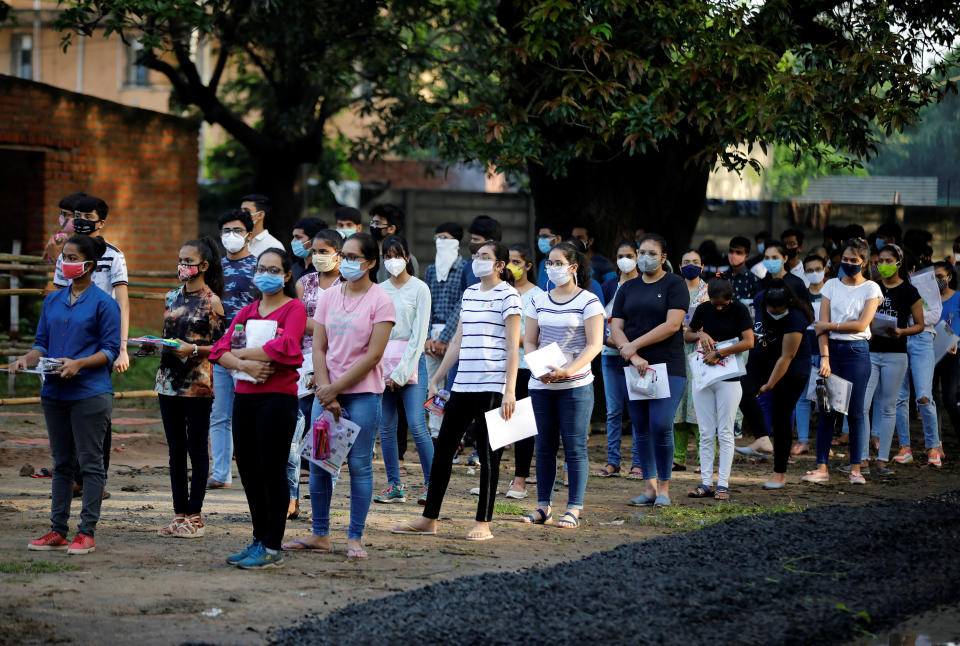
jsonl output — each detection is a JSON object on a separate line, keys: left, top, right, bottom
{"left": 252, "top": 156, "right": 303, "bottom": 241}
{"left": 527, "top": 144, "right": 711, "bottom": 263}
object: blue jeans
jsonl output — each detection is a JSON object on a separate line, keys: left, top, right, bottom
{"left": 381, "top": 356, "right": 433, "bottom": 487}
{"left": 794, "top": 356, "right": 819, "bottom": 443}
{"left": 209, "top": 363, "right": 235, "bottom": 484}
{"left": 531, "top": 385, "right": 593, "bottom": 510}
{"left": 863, "top": 352, "right": 909, "bottom": 463}
{"left": 601, "top": 355, "right": 640, "bottom": 468}
{"left": 285, "top": 397, "right": 313, "bottom": 500}
{"left": 625, "top": 375, "right": 686, "bottom": 482}
{"left": 816, "top": 340, "right": 870, "bottom": 466}
{"left": 895, "top": 331, "right": 941, "bottom": 449}
{"left": 309, "top": 393, "right": 381, "bottom": 541}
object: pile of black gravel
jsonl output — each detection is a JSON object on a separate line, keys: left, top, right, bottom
{"left": 269, "top": 492, "right": 960, "bottom": 645}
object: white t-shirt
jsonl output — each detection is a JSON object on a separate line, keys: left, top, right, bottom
{"left": 248, "top": 229, "right": 284, "bottom": 258}
{"left": 452, "top": 282, "right": 522, "bottom": 393}
{"left": 820, "top": 278, "right": 883, "bottom": 341}
{"left": 53, "top": 240, "right": 128, "bottom": 298}
{"left": 526, "top": 288, "right": 604, "bottom": 390}
{"left": 518, "top": 285, "right": 544, "bottom": 370}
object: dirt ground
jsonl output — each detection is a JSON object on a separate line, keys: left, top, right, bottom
{"left": 1, "top": 399, "right": 958, "bottom": 646}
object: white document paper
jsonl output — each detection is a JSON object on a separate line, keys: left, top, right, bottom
{"left": 933, "top": 320, "right": 960, "bottom": 363}
{"left": 910, "top": 266, "right": 942, "bottom": 325}
{"left": 624, "top": 363, "right": 671, "bottom": 400}
{"left": 871, "top": 313, "right": 898, "bottom": 337}
{"left": 296, "top": 409, "right": 360, "bottom": 475}
{"left": 297, "top": 351, "right": 313, "bottom": 398}
{"left": 485, "top": 397, "right": 537, "bottom": 451}
{"left": 524, "top": 342, "right": 567, "bottom": 379}
{"left": 804, "top": 371, "right": 853, "bottom": 415}
{"left": 234, "top": 319, "right": 280, "bottom": 383}
{"left": 687, "top": 339, "right": 747, "bottom": 391}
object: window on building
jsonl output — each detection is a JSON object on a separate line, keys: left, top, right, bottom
{"left": 125, "top": 40, "right": 150, "bottom": 87}
{"left": 10, "top": 34, "right": 33, "bottom": 80}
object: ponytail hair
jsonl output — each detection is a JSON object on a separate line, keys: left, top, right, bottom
{"left": 184, "top": 237, "right": 224, "bottom": 298}
{"left": 550, "top": 241, "right": 592, "bottom": 287}
{"left": 479, "top": 240, "right": 514, "bottom": 286}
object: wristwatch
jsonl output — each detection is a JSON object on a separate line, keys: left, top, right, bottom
{"left": 192, "top": 344, "right": 199, "bottom": 357}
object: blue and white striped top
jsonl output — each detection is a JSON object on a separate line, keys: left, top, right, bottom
{"left": 452, "top": 282, "right": 522, "bottom": 393}
{"left": 526, "top": 288, "right": 605, "bottom": 390}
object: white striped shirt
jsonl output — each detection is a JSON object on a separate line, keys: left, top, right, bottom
{"left": 526, "top": 288, "right": 604, "bottom": 390}
{"left": 452, "top": 282, "right": 522, "bottom": 393}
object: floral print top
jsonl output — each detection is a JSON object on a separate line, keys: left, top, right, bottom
{"left": 297, "top": 272, "right": 339, "bottom": 352}
{"left": 154, "top": 285, "right": 226, "bottom": 397}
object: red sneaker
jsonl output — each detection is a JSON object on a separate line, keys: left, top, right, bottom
{"left": 67, "top": 534, "right": 95, "bottom": 555}
{"left": 27, "top": 531, "right": 68, "bottom": 551}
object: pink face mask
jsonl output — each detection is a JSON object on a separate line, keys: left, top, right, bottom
{"left": 62, "top": 261, "right": 89, "bottom": 280}
{"left": 178, "top": 264, "right": 201, "bottom": 282}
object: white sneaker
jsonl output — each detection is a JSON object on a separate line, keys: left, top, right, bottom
{"left": 469, "top": 487, "right": 480, "bottom": 495}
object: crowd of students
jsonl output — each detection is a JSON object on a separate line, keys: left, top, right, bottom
{"left": 11, "top": 196, "right": 960, "bottom": 567}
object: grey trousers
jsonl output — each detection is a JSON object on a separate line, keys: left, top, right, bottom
{"left": 42, "top": 393, "right": 112, "bottom": 537}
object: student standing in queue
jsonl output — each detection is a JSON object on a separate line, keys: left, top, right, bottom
{"left": 155, "top": 239, "right": 226, "bottom": 538}
{"left": 933, "top": 261, "right": 960, "bottom": 445}
{"left": 210, "top": 249, "right": 306, "bottom": 569}
{"left": 521, "top": 243, "right": 604, "bottom": 527}
{"left": 738, "top": 281, "right": 812, "bottom": 489}
{"left": 392, "top": 241, "right": 521, "bottom": 541}
{"left": 674, "top": 248, "right": 710, "bottom": 472}
{"left": 16, "top": 235, "right": 120, "bottom": 555}
{"left": 792, "top": 254, "right": 828, "bottom": 456}
{"left": 610, "top": 234, "right": 689, "bottom": 508}
{"left": 804, "top": 239, "right": 881, "bottom": 485}
{"left": 287, "top": 233, "right": 395, "bottom": 560}
{"left": 685, "top": 279, "right": 754, "bottom": 501}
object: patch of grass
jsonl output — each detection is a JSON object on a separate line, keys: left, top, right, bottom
{"left": 493, "top": 501, "right": 526, "bottom": 516}
{"left": 0, "top": 560, "right": 78, "bottom": 575}
{"left": 640, "top": 502, "right": 803, "bottom": 532}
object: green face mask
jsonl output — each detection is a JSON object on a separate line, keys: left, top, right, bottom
{"left": 877, "top": 263, "right": 898, "bottom": 279}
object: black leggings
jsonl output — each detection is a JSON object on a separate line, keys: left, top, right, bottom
{"left": 741, "top": 369, "right": 808, "bottom": 474}
{"left": 158, "top": 395, "right": 212, "bottom": 515}
{"left": 934, "top": 354, "right": 960, "bottom": 444}
{"left": 513, "top": 369, "right": 533, "bottom": 478}
{"left": 232, "top": 392, "right": 298, "bottom": 550}
{"left": 423, "top": 391, "right": 503, "bottom": 522}
{"left": 75, "top": 419, "right": 111, "bottom": 488}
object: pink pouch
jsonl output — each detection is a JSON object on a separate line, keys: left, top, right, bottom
{"left": 381, "top": 339, "right": 417, "bottom": 385}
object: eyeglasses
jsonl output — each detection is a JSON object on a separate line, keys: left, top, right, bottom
{"left": 242, "top": 209, "right": 263, "bottom": 217}
{"left": 680, "top": 260, "right": 701, "bottom": 266}
{"left": 221, "top": 227, "right": 246, "bottom": 235}
{"left": 58, "top": 209, "right": 73, "bottom": 219}
{"left": 341, "top": 254, "right": 367, "bottom": 263}
{"left": 471, "top": 254, "right": 495, "bottom": 261}
{"left": 637, "top": 250, "right": 662, "bottom": 258}
{"left": 254, "top": 266, "right": 284, "bottom": 275}
{"left": 74, "top": 211, "right": 100, "bottom": 221}
{"left": 433, "top": 234, "right": 455, "bottom": 241}
{"left": 543, "top": 261, "right": 571, "bottom": 268}
{"left": 369, "top": 222, "right": 387, "bottom": 229}
{"left": 537, "top": 233, "right": 556, "bottom": 239}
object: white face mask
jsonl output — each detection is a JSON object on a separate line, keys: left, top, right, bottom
{"left": 435, "top": 238, "right": 460, "bottom": 282}
{"left": 547, "top": 265, "right": 573, "bottom": 286}
{"left": 472, "top": 259, "right": 495, "bottom": 278}
{"left": 805, "top": 270, "right": 825, "bottom": 285}
{"left": 384, "top": 257, "right": 407, "bottom": 277}
{"left": 954, "top": 252, "right": 960, "bottom": 263}
{"left": 617, "top": 257, "right": 637, "bottom": 274}
{"left": 221, "top": 232, "right": 246, "bottom": 254}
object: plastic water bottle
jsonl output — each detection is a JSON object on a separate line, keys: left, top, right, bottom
{"left": 815, "top": 377, "right": 831, "bottom": 413}
{"left": 231, "top": 324, "right": 246, "bottom": 351}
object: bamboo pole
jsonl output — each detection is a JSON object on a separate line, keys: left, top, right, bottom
{"left": 0, "top": 265, "right": 175, "bottom": 278}
{"left": 0, "top": 253, "right": 47, "bottom": 265}
{"left": 0, "top": 389, "right": 157, "bottom": 406}
{"left": 0, "top": 288, "right": 165, "bottom": 301}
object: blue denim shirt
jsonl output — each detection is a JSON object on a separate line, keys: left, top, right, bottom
{"left": 33, "top": 284, "right": 121, "bottom": 401}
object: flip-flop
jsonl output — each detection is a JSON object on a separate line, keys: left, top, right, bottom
{"left": 521, "top": 508, "right": 552, "bottom": 524}
{"left": 735, "top": 446, "right": 772, "bottom": 459}
{"left": 556, "top": 511, "right": 580, "bottom": 529}
{"left": 465, "top": 531, "right": 494, "bottom": 541}
{"left": 625, "top": 468, "right": 644, "bottom": 480}
{"left": 347, "top": 546, "right": 369, "bottom": 560}
{"left": 713, "top": 486, "right": 730, "bottom": 501}
{"left": 688, "top": 485, "right": 713, "bottom": 498}
{"left": 30, "top": 468, "right": 53, "bottom": 479}
{"left": 281, "top": 539, "right": 330, "bottom": 552}
{"left": 592, "top": 465, "right": 621, "bottom": 478}
{"left": 390, "top": 523, "right": 437, "bottom": 536}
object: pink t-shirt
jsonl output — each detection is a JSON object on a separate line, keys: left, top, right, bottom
{"left": 314, "top": 283, "right": 396, "bottom": 394}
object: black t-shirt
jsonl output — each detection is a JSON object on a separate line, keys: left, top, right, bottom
{"left": 612, "top": 272, "right": 689, "bottom": 376}
{"left": 754, "top": 273, "right": 812, "bottom": 309}
{"left": 689, "top": 300, "right": 753, "bottom": 381}
{"left": 870, "top": 281, "right": 921, "bottom": 354}
{"left": 749, "top": 307, "right": 811, "bottom": 377}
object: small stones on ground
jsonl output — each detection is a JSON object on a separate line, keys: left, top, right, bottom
{"left": 18, "top": 464, "right": 34, "bottom": 477}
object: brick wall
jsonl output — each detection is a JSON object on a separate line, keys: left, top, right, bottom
{"left": 0, "top": 75, "right": 199, "bottom": 328}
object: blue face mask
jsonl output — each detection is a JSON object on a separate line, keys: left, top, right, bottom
{"left": 762, "top": 258, "right": 783, "bottom": 275}
{"left": 337, "top": 228, "right": 355, "bottom": 240}
{"left": 253, "top": 272, "right": 284, "bottom": 295}
{"left": 757, "top": 242, "right": 766, "bottom": 254}
{"left": 291, "top": 240, "right": 311, "bottom": 258}
{"left": 537, "top": 238, "right": 553, "bottom": 255}
{"left": 839, "top": 262, "right": 863, "bottom": 278}
{"left": 339, "top": 259, "right": 367, "bottom": 282}
{"left": 767, "top": 308, "right": 789, "bottom": 320}
{"left": 876, "top": 238, "right": 885, "bottom": 250}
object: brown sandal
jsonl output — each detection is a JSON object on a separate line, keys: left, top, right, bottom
{"left": 625, "top": 467, "right": 644, "bottom": 480}
{"left": 592, "top": 464, "right": 621, "bottom": 478}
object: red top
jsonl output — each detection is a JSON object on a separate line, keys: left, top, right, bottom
{"left": 210, "top": 298, "right": 306, "bottom": 396}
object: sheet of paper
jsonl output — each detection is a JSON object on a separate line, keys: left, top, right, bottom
{"left": 484, "top": 397, "right": 537, "bottom": 451}
{"left": 687, "top": 339, "right": 747, "bottom": 391}
{"left": 234, "top": 319, "right": 280, "bottom": 383}
{"left": 804, "top": 371, "right": 852, "bottom": 414}
{"left": 296, "top": 409, "right": 360, "bottom": 475}
{"left": 624, "top": 363, "right": 671, "bottom": 400}
{"left": 871, "top": 313, "right": 897, "bottom": 337}
{"left": 523, "top": 342, "right": 567, "bottom": 379}
{"left": 910, "top": 266, "right": 942, "bottom": 323}
{"left": 933, "top": 320, "right": 960, "bottom": 363}
{"left": 297, "top": 352, "right": 313, "bottom": 398}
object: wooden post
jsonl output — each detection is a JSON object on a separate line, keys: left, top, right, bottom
{"left": 8, "top": 240, "right": 20, "bottom": 395}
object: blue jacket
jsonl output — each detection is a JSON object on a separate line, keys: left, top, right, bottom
{"left": 33, "top": 285, "right": 121, "bottom": 401}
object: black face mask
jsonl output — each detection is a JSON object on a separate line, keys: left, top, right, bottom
{"left": 73, "top": 218, "right": 97, "bottom": 235}
{"left": 784, "top": 247, "right": 799, "bottom": 259}
{"left": 370, "top": 226, "right": 385, "bottom": 242}
{"left": 468, "top": 241, "right": 485, "bottom": 255}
